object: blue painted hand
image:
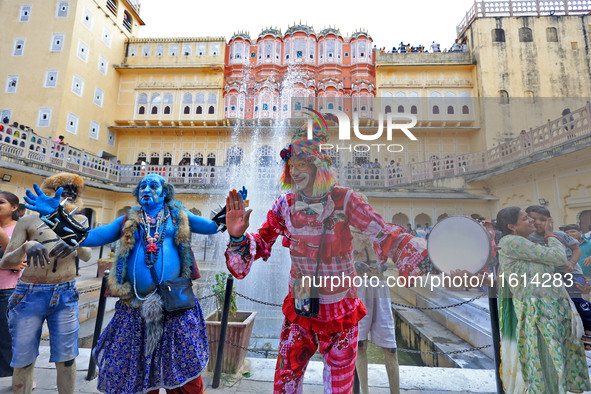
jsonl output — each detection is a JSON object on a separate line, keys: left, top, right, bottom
{"left": 24, "top": 183, "right": 63, "bottom": 216}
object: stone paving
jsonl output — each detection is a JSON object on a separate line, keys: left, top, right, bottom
{"left": 3, "top": 248, "right": 589, "bottom": 393}
{"left": 0, "top": 347, "right": 497, "bottom": 393}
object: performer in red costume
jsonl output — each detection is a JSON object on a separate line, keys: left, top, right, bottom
{"left": 224, "top": 112, "right": 430, "bottom": 393}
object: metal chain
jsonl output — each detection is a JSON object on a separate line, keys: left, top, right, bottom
{"left": 208, "top": 339, "right": 278, "bottom": 357}
{"left": 198, "top": 290, "right": 224, "bottom": 301}
{"left": 397, "top": 344, "right": 492, "bottom": 355}
{"left": 391, "top": 293, "right": 486, "bottom": 310}
{"left": 210, "top": 339, "right": 491, "bottom": 356}
{"left": 234, "top": 291, "right": 283, "bottom": 307}
{"left": 76, "top": 286, "right": 222, "bottom": 300}
{"left": 77, "top": 286, "right": 102, "bottom": 295}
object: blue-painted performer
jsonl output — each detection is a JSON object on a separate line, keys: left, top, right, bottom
{"left": 24, "top": 173, "right": 221, "bottom": 394}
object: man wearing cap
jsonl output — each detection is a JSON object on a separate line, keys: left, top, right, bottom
{"left": 0, "top": 173, "right": 91, "bottom": 394}
{"left": 224, "top": 111, "right": 429, "bottom": 393}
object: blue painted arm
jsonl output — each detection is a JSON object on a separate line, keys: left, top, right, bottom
{"left": 80, "top": 216, "right": 126, "bottom": 247}
{"left": 186, "top": 209, "right": 219, "bottom": 234}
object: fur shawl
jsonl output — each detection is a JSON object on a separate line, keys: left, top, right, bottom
{"left": 107, "top": 201, "right": 192, "bottom": 299}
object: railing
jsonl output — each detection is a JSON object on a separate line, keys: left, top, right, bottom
{"left": 457, "top": 0, "right": 591, "bottom": 37}
{"left": 1, "top": 102, "right": 590, "bottom": 189}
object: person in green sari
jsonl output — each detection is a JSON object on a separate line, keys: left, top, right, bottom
{"left": 496, "top": 207, "right": 591, "bottom": 393}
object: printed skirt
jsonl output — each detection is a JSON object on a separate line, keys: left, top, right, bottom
{"left": 93, "top": 299, "right": 209, "bottom": 394}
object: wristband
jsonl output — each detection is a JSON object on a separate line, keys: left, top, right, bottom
{"left": 230, "top": 234, "right": 246, "bottom": 243}
{"left": 544, "top": 234, "right": 558, "bottom": 241}
{"left": 41, "top": 205, "right": 89, "bottom": 247}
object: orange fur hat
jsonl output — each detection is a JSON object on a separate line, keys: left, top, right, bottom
{"left": 40, "top": 172, "right": 85, "bottom": 211}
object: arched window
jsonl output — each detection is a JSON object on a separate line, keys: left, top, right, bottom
{"left": 385, "top": 105, "right": 392, "bottom": 114}
{"left": 195, "top": 152, "right": 204, "bottom": 165}
{"left": 184, "top": 106, "right": 190, "bottom": 114}
{"left": 123, "top": 11, "right": 133, "bottom": 32}
{"left": 137, "top": 93, "right": 147, "bottom": 114}
{"left": 411, "top": 105, "right": 418, "bottom": 114}
{"left": 546, "top": 27, "right": 558, "bottom": 42}
{"left": 294, "top": 102, "right": 302, "bottom": 110}
{"left": 256, "top": 145, "right": 274, "bottom": 166}
{"left": 263, "top": 103, "right": 268, "bottom": 111}
{"left": 183, "top": 93, "right": 192, "bottom": 104}
{"left": 207, "top": 153, "right": 216, "bottom": 166}
{"left": 195, "top": 93, "right": 205, "bottom": 105}
{"left": 462, "top": 105, "right": 469, "bottom": 114}
{"left": 208, "top": 106, "right": 215, "bottom": 114}
{"left": 519, "top": 27, "right": 533, "bottom": 43}
{"left": 207, "top": 93, "right": 217, "bottom": 104}
{"left": 196, "top": 106, "right": 203, "bottom": 115}
{"left": 150, "top": 93, "right": 161, "bottom": 106}
{"left": 492, "top": 28, "right": 505, "bottom": 42}
{"left": 447, "top": 105, "right": 454, "bottom": 114}
{"left": 432, "top": 105, "right": 440, "bottom": 114}
{"left": 227, "top": 146, "right": 243, "bottom": 166}
{"left": 162, "top": 152, "right": 172, "bottom": 165}
{"left": 164, "top": 106, "right": 171, "bottom": 114}
{"left": 106, "top": 0, "right": 117, "bottom": 15}
{"left": 397, "top": 105, "right": 405, "bottom": 113}
{"left": 151, "top": 106, "right": 158, "bottom": 114}
{"left": 353, "top": 147, "right": 369, "bottom": 165}
{"left": 149, "top": 152, "right": 160, "bottom": 165}
{"left": 499, "top": 90, "right": 509, "bottom": 104}
{"left": 328, "top": 103, "right": 334, "bottom": 109}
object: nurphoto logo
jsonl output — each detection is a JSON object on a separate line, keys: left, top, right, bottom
{"left": 305, "top": 108, "right": 418, "bottom": 153}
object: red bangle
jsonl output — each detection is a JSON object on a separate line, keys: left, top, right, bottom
{"left": 544, "top": 234, "right": 558, "bottom": 241}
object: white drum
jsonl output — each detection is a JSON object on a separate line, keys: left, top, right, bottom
{"left": 427, "top": 216, "right": 492, "bottom": 275}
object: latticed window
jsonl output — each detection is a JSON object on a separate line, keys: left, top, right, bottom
{"left": 106, "top": 0, "right": 117, "bottom": 15}
{"left": 123, "top": 12, "right": 132, "bottom": 32}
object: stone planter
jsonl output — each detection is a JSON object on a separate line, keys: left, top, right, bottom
{"left": 205, "top": 310, "right": 257, "bottom": 374}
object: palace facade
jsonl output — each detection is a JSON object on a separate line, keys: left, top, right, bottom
{"left": 1, "top": 0, "right": 591, "bottom": 231}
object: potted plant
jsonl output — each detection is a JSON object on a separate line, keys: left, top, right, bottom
{"left": 204, "top": 272, "right": 257, "bottom": 374}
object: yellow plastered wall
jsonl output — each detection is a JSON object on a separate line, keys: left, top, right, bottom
{"left": 0, "top": 0, "right": 142, "bottom": 156}
{"left": 465, "top": 15, "right": 591, "bottom": 149}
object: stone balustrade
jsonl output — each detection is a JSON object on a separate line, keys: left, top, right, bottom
{"left": 1, "top": 102, "right": 590, "bottom": 189}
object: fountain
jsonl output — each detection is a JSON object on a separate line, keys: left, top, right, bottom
{"left": 194, "top": 65, "right": 315, "bottom": 350}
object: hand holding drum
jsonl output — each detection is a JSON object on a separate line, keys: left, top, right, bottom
{"left": 427, "top": 216, "right": 493, "bottom": 275}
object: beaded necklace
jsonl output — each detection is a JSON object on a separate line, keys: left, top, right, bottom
{"left": 139, "top": 206, "right": 170, "bottom": 258}
{"left": 133, "top": 206, "right": 169, "bottom": 300}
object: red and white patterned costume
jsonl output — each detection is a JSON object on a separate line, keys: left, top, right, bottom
{"left": 225, "top": 185, "right": 428, "bottom": 393}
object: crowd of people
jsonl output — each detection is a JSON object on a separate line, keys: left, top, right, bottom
{"left": 376, "top": 39, "right": 468, "bottom": 54}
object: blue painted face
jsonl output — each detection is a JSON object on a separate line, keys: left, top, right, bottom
{"left": 138, "top": 174, "right": 166, "bottom": 211}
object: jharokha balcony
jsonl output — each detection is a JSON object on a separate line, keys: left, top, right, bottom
{"left": 1, "top": 102, "right": 590, "bottom": 190}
